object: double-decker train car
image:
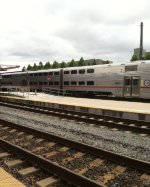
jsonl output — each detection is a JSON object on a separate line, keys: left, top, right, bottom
{"left": 1, "top": 61, "right": 150, "bottom": 99}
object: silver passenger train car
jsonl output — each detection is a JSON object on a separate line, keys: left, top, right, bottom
{"left": 1, "top": 61, "right": 150, "bottom": 99}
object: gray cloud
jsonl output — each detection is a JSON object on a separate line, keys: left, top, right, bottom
{"left": 1, "top": 0, "right": 150, "bottom": 68}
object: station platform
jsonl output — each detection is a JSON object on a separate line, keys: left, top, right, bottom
{"left": 0, "top": 168, "right": 25, "bottom": 187}
{"left": 0, "top": 92, "right": 150, "bottom": 122}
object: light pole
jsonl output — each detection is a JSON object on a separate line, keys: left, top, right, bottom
{"left": 0, "top": 72, "right": 2, "bottom": 91}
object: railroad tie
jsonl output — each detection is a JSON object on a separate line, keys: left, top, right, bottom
{"left": 74, "top": 158, "right": 104, "bottom": 174}
{"left": 0, "top": 152, "right": 10, "bottom": 159}
{"left": 61, "top": 152, "right": 85, "bottom": 164}
{"left": 35, "top": 176, "right": 58, "bottom": 187}
{"left": 9, "top": 129, "right": 17, "bottom": 133}
{"left": 4, "top": 159, "right": 25, "bottom": 168}
{"left": 43, "top": 151, "right": 57, "bottom": 158}
{"left": 58, "top": 146, "right": 70, "bottom": 152}
{"left": 32, "top": 147, "right": 45, "bottom": 153}
{"left": 96, "top": 165, "right": 126, "bottom": 185}
{"left": 46, "top": 142, "right": 56, "bottom": 147}
{"left": 18, "top": 166, "right": 39, "bottom": 177}
{"left": 26, "top": 135, "right": 34, "bottom": 140}
{"left": 141, "top": 173, "right": 150, "bottom": 184}
{"left": 35, "top": 138, "right": 44, "bottom": 144}
{"left": 17, "top": 132, "right": 25, "bottom": 136}
{"left": 1, "top": 127, "right": 9, "bottom": 130}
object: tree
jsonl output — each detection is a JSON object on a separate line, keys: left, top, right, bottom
{"left": 92, "top": 59, "right": 96, "bottom": 65}
{"left": 38, "top": 61, "right": 44, "bottom": 70}
{"left": 78, "top": 57, "right": 85, "bottom": 66}
{"left": 69, "top": 59, "right": 76, "bottom": 67}
{"left": 131, "top": 54, "right": 138, "bottom": 61}
{"left": 145, "top": 52, "right": 150, "bottom": 60}
{"left": 44, "top": 62, "right": 51, "bottom": 69}
{"left": 22, "top": 66, "right": 26, "bottom": 72}
{"left": 33, "top": 63, "right": 38, "bottom": 71}
{"left": 27, "top": 64, "right": 32, "bottom": 71}
{"left": 52, "top": 61, "right": 59, "bottom": 69}
{"left": 60, "top": 61, "right": 66, "bottom": 68}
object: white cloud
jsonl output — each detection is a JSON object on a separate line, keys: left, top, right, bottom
{"left": 0, "top": 0, "right": 150, "bottom": 70}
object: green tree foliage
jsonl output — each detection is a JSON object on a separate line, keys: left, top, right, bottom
{"left": 22, "top": 66, "right": 26, "bottom": 72}
{"left": 33, "top": 63, "right": 38, "bottom": 71}
{"left": 27, "top": 64, "right": 32, "bottom": 71}
{"left": 78, "top": 57, "right": 85, "bottom": 66}
{"left": 44, "top": 62, "right": 51, "bottom": 69}
{"left": 131, "top": 54, "right": 138, "bottom": 61}
{"left": 52, "top": 61, "right": 59, "bottom": 69}
{"left": 69, "top": 59, "right": 76, "bottom": 67}
{"left": 60, "top": 61, "right": 66, "bottom": 68}
{"left": 38, "top": 61, "right": 44, "bottom": 70}
{"left": 92, "top": 59, "right": 97, "bottom": 65}
{"left": 145, "top": 52, "right": 150, "bottom": 60}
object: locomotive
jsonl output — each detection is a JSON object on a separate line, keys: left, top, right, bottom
{"left": 1, "top": 60, "right": 150, "bottom": 99}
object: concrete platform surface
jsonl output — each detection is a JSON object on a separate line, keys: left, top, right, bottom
{"left": 0, "top": 168, "right": 25, "bottom": 187}
{"left": 7, "top": 92, "right": 150, "bottom": 114}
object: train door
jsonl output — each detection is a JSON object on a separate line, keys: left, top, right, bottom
{"left": 131, "top": 76, "right": 140, "bottom": 97}
{"left": 124, "top": 76, "right": 140, "bottom": 97}
{"left": 124, "top": 76, "right": 131, "bottom": 97}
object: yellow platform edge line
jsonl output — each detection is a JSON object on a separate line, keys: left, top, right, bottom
{"left": 0, "top": 168, "right": 26, "bottom": 187}
{"left": 0, "top": 95, "right": 150, "bottom": 115}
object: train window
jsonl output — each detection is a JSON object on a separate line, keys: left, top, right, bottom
{"left": 43, "top": 82, "right": 47, "bottom": 85}
{"left": 29, "top": 74, "right": 33, "bottom": 76}
{"left": 49, "top": 82, "right": 53, "bottom": 85}
{"left": 43, "top": 73, "right": 48, "bottom": 76}
{"left": 79, "top": 81, "right": 85, "bottom": 85}
{"left": 64, "top": 71, "right": 70, "bottom": 74}
{"left": 79, "top": 69, "right": 85, "bottom": 74}
{"left": 64, "top": 81, "right": 69, "bottom": 85}
{"left": 34, "top": 82, "right": 37, "bottom": 85}
{"left": 71, "top": 70, "right": 77, "bottom": 74}
{"left": 29, "top": 82, "right": 33, "bottom": 85}
{"left": 133, "top": 79, "right": 139, "bottom": 86}
{"left": 54, "top": 72, "right": 59, "bottom": 75}
{"left": 10, "top": 82, "right": 12, "bottom": 85}
{"left": 39, "top": 82, "right": 42, "bottom": 85}
{"left": 125, "top": 79, "right": 131, "bottom": 86}
{"left": 87, "top": 81, "right": 94, "bottom": 85}
{"left": 87, "top": 69, "right": 94, "bottom": 73}
{"left": 49, "top": 72, "right": 53, "bottom": 75}
{"left": 125, "top": 65, "right": 137, "bottom": 72}
{"left": 39, "top": 73, "right": 43, "bottom": 76}
{"left": 34, "top": 73, "right": 38, "bottom": 76}
{"left": 54, "top": 81, "right": 59, "bottom": 85}
{"left": 71, "top": 81, "right": 77, "bottom": 85}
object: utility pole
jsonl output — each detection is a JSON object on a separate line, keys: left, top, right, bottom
{"left": 139, "top": 22, "right": 143, "bottom": 60}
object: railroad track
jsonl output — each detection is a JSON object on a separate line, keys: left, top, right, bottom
{"left": 0, "top": 100, "right": 150, "bottom": 135}
{"left": 0, "top": 118, "right": 150, "bottom": 187}
{"left": 0, "top": 147, "right": 68, "bottom": 187}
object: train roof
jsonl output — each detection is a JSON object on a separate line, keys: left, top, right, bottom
{"left": 2, "top": 60, "right": 150, "bottom": 75}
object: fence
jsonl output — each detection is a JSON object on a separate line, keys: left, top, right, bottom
{"left": 42, "top": 87, "right": 67, "bottom": 96}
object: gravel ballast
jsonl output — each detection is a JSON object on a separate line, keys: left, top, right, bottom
{"left": 0, "top": 106, "right": 150, "bottom": 162}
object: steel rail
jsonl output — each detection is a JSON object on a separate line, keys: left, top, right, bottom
{"left": 0, "top": 101, "right": 150, "bottom": 135}
{"left": 0, "top": 118, "right": 149, "bottom": 173}
{"left": 0, "top": 139, "right": 104, "bottom": 187}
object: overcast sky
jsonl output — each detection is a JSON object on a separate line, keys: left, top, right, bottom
{"left": 1, "top": 0, "right": 150, "bottom": 70}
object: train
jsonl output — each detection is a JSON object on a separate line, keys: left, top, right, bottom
{"left": 1, "top": 60, "right": 150, "bottom": 99}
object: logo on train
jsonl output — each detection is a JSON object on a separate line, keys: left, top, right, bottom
{"left": 144, "top": 80, "right": 150, "bottom": 86}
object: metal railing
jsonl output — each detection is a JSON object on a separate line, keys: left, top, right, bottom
{"left": 42, "top": 87, "right": 67, "bottom": 96}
